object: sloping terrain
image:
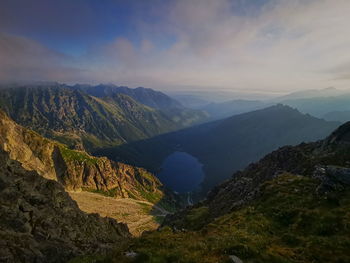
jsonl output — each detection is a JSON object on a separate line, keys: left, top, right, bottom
{"left": 87, "top": 120, "right": 350, "bottom": 263}
{"left": 73, "top": 84, "right": 183, "bottom": 110}
{"left": 0, "top": 149, "right": 130, "bottom": 263}
{"left": 69, "top": 192, "right": 167, "bottom": 236}
{"left": 201, "top": 99, "right": 267, "bottom": 120}
{"left": 279, "top": 93, "right": 350, "bottom": 119}
{"left": 97, "top": 105, "right": 340, "bottom": 193}
{"left": 0, "top": 109, "right": 173, "bottom": 204}
{"left": 0, "top": 84, "right": 207, "bottom": 150}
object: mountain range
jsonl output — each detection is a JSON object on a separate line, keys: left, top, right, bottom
{"left": 73, "top": 84, "right": 183, "bottom": 110}
{"left": 0, "top": 84, "right": 207, "bottom": 150}
{"left": 183, "top": 88, "right": 350, "bottom": 123}
{"left": 0, "top": 83, "right": 350, "bottom": 262}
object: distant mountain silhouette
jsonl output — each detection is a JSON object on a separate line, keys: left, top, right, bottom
{"left": 201, "top": 99, "right": 266, "bottom": 120}
{"left": 73, "top": 84, "right": 183, "bottom": 110}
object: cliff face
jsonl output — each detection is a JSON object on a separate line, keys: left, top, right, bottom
{"left": 56, "top": 148, "right": 166, "bottom": 202}
{"left": 0, "top": 110, "right": 171, "bottom": 205}
{"left": 0, "top": 109, "right": 57, "bottom": 181}
{"left": 0, "top": 149, "right": 130, "bottom": 263}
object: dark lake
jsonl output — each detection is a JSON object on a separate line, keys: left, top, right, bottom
{"left": 157, "top": 151, "right": 204, "bottom": 193}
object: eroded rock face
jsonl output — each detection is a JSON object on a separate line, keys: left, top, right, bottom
{"left": 0, "top": 110, "right": 168, "bottom": 203}
{"left": 57, "top": 152, "right": 163, "bottom": 200}
{"left": 0, "top": 150, "right": 130, "bottom": 263}
{"left": 0, "top": 110, "right": 57, "bottom": 181}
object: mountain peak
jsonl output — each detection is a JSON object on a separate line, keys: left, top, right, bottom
{"left": 74, "top": 83, "right": 183, "bottom": 109}
{"left": 326, "top": 121, "right": 350, "bottom": 145}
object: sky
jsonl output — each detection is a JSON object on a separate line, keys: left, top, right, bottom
{"left": 0, "top": 0, "right": 350, "bottom": 94}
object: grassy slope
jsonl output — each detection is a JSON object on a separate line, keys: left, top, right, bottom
{"left": 74, "top": 174, "right": 350, "bottom": 263}
{"left": 68, "top": 192, "right": 166, "bottom": 237}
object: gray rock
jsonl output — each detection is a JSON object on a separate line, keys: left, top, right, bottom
{"left": 0, "top": 149, "right": 130, "bottom": 263}
{"left": 313, "top": 165, "right": 350, "bottom": 194}
{"left": 229, "top": 255, "right": 243, "bottom": 263}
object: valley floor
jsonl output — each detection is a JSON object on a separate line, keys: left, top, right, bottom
{"left": 69, "top": 191, "right": 166, "bottom": 236}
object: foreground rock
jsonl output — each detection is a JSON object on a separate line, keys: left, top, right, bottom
{"left": 0, "top": 149, "right": 130, "bottom": 263}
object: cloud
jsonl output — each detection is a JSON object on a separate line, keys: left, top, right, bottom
{"left": 91, "top": 0, "right": 350, "bottom": 91}
{"left": 1, "top": 0, "right": 350, "bottom": 92}
{"left": 0, "top": 34, "right": 85, "bottom": 82}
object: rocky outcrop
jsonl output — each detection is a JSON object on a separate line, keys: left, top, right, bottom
{"left": 0, "top": 149, "right": 130, "bottom": 263}
{"left": 324, "top": 121, "right": 350, "bottom": 145}
{"left": 312, "top": 165, "right": 350, "bottom": 194}
{"left": 0, "top": 110, "right": 57, "bottom": 181}
{"left": 57, "top": 149, "right": 165, "bottom": 201}
{"left": 0, "top": 110, "right": 172, "bottom": 205}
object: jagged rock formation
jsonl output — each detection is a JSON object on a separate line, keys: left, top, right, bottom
{"left": 0, "top": 149, "right": 130, "bottom": 263}
{"left": 0, "top": 110, "right": 175, "bottom": 206}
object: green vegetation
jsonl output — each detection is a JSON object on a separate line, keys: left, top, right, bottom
{"left": 91, "top": 174, "right": 350, "bottom": 262}
{"left": 134, "top": 186, "right": 177, "bottom": 213}
{"left": 184, "top": 206, "right": 209, "bottom": 230}
{"left": 59, "top": 146, "right": 99, "bottom": 165}
{"left": 136, "top": 186, "right": 163, "bottom": 204}
{"left": 67, "top": 255, "right": 106, "bottom": 263}
{"left": 137, "top": 202, "right": 153, "bottom": 214}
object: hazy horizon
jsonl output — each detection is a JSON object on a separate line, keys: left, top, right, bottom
{"left": 1, "top": 0, "right": 350, "bottom": 94}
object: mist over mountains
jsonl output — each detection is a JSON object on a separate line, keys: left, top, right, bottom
{"left": 176, "top": 87, "right": 350, "bottom": 122}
